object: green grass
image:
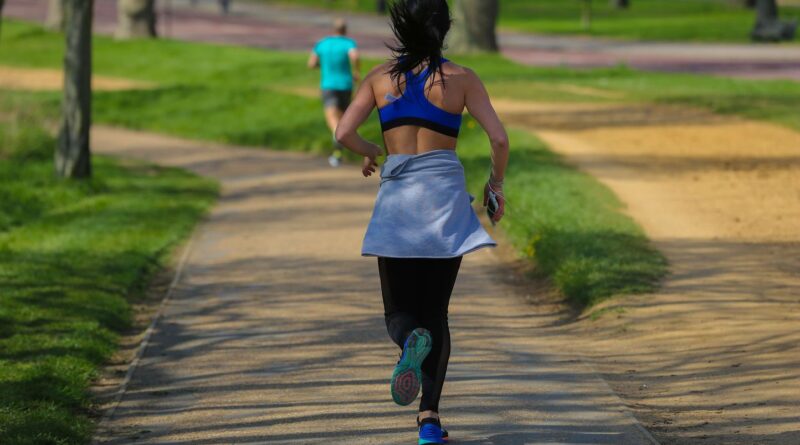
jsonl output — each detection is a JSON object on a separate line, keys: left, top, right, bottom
{"left": 255, "top": 0, "right": 800, "bottom": 42}
{"left": 0, "top": 110, "right": 217, "bottom": 444}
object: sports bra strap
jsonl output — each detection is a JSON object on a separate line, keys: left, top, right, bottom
{"left": 378, "top": 56, "right": 461, "bottom": 138}
{"left": 403, "top": 57, "right": 448, "bottom": 81}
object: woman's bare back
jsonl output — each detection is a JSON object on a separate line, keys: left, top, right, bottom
{"left": 336, "top": 56, "right": 508, "bottom": 225}
{"left": 370, "top": 60, "right": 472, "bottom": 155}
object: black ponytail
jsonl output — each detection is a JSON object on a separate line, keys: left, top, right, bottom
{"left": 386, "top": 0, "right": 452, "bottom": 90}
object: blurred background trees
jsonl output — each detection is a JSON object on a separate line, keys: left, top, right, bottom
{"left": 46, "top": 0, "right": 63, "bottom": 30}
{"left": 115, "top": 0, "right": 157, "bottom": 38}
{"left": 751, "top": 0, "right": 797, "bottom": 41}
{"left": 49, "top": 0, "right": 157, "bottom": 37}
{"left": 448, "top": 0, "right": 499, "bottom": 53}
{"left": 0, "top": 0, "right": 5, "bottom": 38}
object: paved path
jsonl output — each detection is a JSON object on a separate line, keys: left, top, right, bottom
{"left": 89, "top": 127, "right": 656, "bottom": 444}
{"left": 6, "top": 0, "right": 800, "bottom": 80}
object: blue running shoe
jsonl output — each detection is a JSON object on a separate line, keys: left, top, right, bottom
{"left": 418, "top": 416, "right": 448, "bottom": 442}
{"left": 391, "top": 328, "right": 432, "bottom": 406}
{"left": 418, "top": 417, "right": 446, "bottom": 445}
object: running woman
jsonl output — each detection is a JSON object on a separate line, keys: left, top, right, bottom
{"left": 334, "top": 1, "right": 509, "bottom": 443}
{"left": 308, "top": 18, "right": 361, "bottom": 167}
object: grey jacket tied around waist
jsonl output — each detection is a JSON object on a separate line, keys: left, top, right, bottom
{"left": 362, "top": 150, "right": 496, "bottom": 258}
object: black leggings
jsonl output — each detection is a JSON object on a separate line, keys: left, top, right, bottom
{"left": 378, "top": 256, "right": 463, "bottom": 413}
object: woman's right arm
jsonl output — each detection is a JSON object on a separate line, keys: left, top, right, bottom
{"left": 464, "top": 69, "right": 509, "bottom": 223}
{"left": 336, "top": 68, "right": 383, "bottom": 177}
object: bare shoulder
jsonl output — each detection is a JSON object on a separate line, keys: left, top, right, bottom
{"left": 441, "top": 60, "right": 480, "bottom": 86}
{"left": 365, "top": 62, "right": 392, "bottom": 82}
{"left": 441, "top": 60, "right": 471, "bottom": 74}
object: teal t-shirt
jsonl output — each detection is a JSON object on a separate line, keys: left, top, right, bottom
{"left": 314, "top": 36, "right": 357, "bottom": 91}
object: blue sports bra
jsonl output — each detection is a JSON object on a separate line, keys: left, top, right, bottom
{"left": 377, "top": 58, "right": 463, "bottom": 138}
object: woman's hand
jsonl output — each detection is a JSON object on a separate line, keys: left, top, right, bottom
{"left": 362, "top": 156, "right": 378, "bottom": 177}
{"left": 483, "top": 182, "right": 506, "bottom": 224}
{"left": 362, "top": 144, "right": 381, "bottom": 177}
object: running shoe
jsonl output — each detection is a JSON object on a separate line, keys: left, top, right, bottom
{"left": 328, "top": 154, "right": 341, "bottom": 167}
{"left": 418, "top": 416, "right": 448, "bottom": 443}
{"left": 418, "top": 417, "right": 446, "bottom": 445}
{"left": 390, "top": 328, "right": 432, "bottom": 406}
{"left": 328, "top": 147, "right": 344, "bottom": 167}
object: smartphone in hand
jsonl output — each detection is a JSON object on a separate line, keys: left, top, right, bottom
{"left": 487, "top": 189, "right": 499, "bottom": 227}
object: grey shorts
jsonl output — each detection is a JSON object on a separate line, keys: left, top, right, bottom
{"left": 321, "top": 89, "right": 352, "bottom": 111}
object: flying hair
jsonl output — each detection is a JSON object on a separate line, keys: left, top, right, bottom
{"left": 385, "top": 0, "right": 452, "bottom": 90}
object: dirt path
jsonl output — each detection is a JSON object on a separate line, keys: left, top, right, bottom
{"left": 496, "top": 102, "right": 800, "bottom": 444}
{"left": 89, "top": 127, "right": 655, "bottom": 444}
{"left": 0, "top": 66, "right": 151, "bottom": 91}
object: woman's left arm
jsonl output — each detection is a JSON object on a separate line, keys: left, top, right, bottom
{"left": 335, "top": 70, "right": 383, "bottom": 177}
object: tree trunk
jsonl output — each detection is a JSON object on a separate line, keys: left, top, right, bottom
{"left": 756, "top": 0, "right": 778, "bottom": 20}
{"left": 0, "top": 0, "right": 5, "bottom": 40}
{"left": 751, "top": 0, "right": 797, "bottom": 41}
{"left": 376, "top": 0, "right": 387, "bottom": 14}
{"left": 611, "top": 0, "right": 629, "bottom": 9}
{"left": 219, "top": 0, "right": 230, "bottom": 14}
{"left": 45, "top": 0, "right": 64, "bottom": 31}
{"left": 115, "top": 0, "right": 157, "bottom": 39}
{"left": 581, "top": 0, "right": 593, "bottom": 30}
{"left": 448, "top": 0, "right": 499, "bottom": 53}
{"left": 56, "top": 0, "right": 93, "bottom": 179}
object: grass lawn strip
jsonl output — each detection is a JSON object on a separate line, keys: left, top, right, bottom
{"left": 0, "top": 111, "right": 217, "bottom": 445}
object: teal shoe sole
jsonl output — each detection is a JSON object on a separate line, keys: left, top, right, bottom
{"left": 391, "top": 328, "right": 432, "bottom": 406}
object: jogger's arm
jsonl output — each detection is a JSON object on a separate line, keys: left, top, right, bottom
{"left": 464, "top": 68, "right": 509, "bottom": 223}
{"left": 335, "top": 68, "right": 383, "bottom": 176}
{"left": 349, "top": 49, "right": 361, "bottom": 84}
{"left": 307, "top": 51, "right": 320, "bottom": 69}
